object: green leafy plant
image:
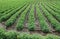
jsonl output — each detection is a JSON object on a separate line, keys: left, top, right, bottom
{"left": 16, "top": 5, "right": 30, "bottom": 30}
{"left": 0, "top": 27, "right": 6, "bottom": 39}
{"left": 28, "top": 5, "right": 35, "bottom": 31}
{"left": 5, "top": 31, "right": 17, "bottom": 39}
{"left": 36, "top": 4, "right": 50, "bottom": 33}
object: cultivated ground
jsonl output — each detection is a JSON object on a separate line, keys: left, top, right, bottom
{"left": 0, "top": 0, "right": 60, "bottom": 36}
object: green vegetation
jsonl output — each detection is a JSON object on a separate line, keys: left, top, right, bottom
{"left": 0, "top": 27, "right": 6, "bottom": 39}
{"left": 0, "top": 27, "right": 60, "bottom": 39}
{"left": 5, "top": 31, "right": 17, "bottom": 39}
{"left": 28, "top": 5, "right": 35, "bottom": 31}
{"left": 36, "top": 4, "right": 50, "bottom": 33}
{"left": 40, "top": 3, "right": 60, "bottom": 32}
{"left": 16, "top": 4, "right": 30, "bottom": 30}
{"left": 0, "top": 0, "right": 60, "bottom": 39}
{"left": 5, "top": 3, "right": 28, "bottom": 27}
{"left": 43, "top": 3, "right": 60, "bottom": 22}
{"left": 0, "top": 28, "right": 60, "bottom": 39}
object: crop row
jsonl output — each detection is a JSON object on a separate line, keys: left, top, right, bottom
{"left": 0, "top": 27, "right": 60, "bottom": 39}
{"left": 45, "top": 2, "right": 60, "bottom": 14}
{"left": 16, "top": 4, "right": 30, "bottom": 30}
{"left": 0, "top": 2, "right": 27, "bottom": 22}
{"left": 5, "top": 3, "right": 29, "bottom": 27}
{"left": 0, "top": 8, "right": 11, "bottom": 13}
{"left": 40, "top": 3, "right": 60, "bottom": 32}
{"left": 28, "top": 5, "right": 35, "bottom": 31}
{"left": 0, "top": 0, "right": 28, "bottom": 13}
{"left": 47, "top": 2, "right": 60, "bottom": 10}
{"left": 43, "top": 3, "right": 60, "bottom": 22}
{"left": 0, "top": 8, "right": 15, "bottom": 18}
{"left": 36, "top": 4, "right": 50, "bottom": 33}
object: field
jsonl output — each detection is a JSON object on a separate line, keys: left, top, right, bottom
{"left": 0, "top": 0, "right": 60, "bottom": 39}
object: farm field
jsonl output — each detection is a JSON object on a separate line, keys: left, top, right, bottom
{"left": 0, "top": 0, "right": 60, "bottom": 39}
